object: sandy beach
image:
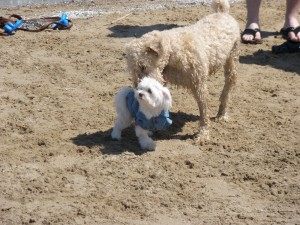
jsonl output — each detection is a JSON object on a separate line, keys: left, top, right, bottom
{"left": 0, "top": 0, "right": 299, "bottom": 224}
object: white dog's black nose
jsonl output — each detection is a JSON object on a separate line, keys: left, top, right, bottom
{"left": 139, "top": 93, "right": 144, "bottom": 98}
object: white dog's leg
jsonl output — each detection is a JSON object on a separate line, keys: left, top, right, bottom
{"left": 111, "top": 116, "right": 131, "bottom": 140}
{"left": 135, "top": 126, "right": 156, "bottom": 151}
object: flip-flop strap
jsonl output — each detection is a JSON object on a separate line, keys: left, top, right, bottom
{"left": 242, "top": 28, "right": 260, "bottom": 36}
{"left": 293, "top": 26, "right": 300, "bottom": 35}
{"left": 281, "top": 26, "right": 300, "bottom": 38}
{"left": 283, "top": 26, "right": 300, "bottom": 33}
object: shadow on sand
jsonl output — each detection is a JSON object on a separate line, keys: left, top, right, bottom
{"left": 107, "top": 24, "right": 180, "bottom": 38}
{"left": 240, "top": 48, "right": 300, "bottom": 75}
{"left": 72, "top": 111, "right": 199, "bottom": 155}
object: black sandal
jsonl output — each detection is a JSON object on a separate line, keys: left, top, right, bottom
{"left": 280, "top": 26, "right": 300, "bottom": 40}
{"left": 241, "top": 28, "right": 263, "bottom": 44}
{"left": 272, "top": 40, "right": 300, "bottom": 54}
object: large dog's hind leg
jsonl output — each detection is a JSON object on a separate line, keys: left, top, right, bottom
{"left": 217, "top": 41, "right": 239, "bottom": 120}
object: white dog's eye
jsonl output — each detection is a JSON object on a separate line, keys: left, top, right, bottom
{"left": 147, "top": 88, "right": 152, "bottom": 94}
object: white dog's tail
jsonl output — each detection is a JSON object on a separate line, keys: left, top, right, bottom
{"left": 211, "top": 0, "right": 230, "bottom": 13}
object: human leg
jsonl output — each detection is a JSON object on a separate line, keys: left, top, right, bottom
{"left": 282, "top": 0, "right": 300, "bottom": 42}
{"left": 241, "top": 0, "right": 262, "bottom": 43}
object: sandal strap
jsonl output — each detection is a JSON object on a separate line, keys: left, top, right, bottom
{"left": 293, "top": 26, "right": 300, "bottom": 34}
{"left": 280, "top": 26, "right": 300, "bottom": 39}
{"left": 242, "top": 28, "right": 260, "bottom": 36}
{"left": 241, "top": 28, "right": 262, "bottom": 44}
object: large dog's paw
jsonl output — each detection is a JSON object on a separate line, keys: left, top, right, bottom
{"left": 214, "top": 112, "right": 229, "bottom": 122}
{"left": 139, "top": 137, "right": 156, "bottom": 151}
{"left": 195, "top": 127, "right": 210, "bottom": 143}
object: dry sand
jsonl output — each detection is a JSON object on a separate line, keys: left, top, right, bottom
{"left": 0, "top": 0, "right": 299, "bottom": 224}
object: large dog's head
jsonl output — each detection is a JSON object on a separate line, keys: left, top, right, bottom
{"left": 125, "top": 30, "right": 171, "bottom": 86}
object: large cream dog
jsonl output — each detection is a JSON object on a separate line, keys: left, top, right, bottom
{"left": 125, "top": 0, "right": 240, "bottom": 141}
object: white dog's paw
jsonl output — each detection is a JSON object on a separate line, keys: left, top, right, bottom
{"left": 147, "top": 131, "right": 153, "bottom": 136}
{"left": 111, "top": 129, "right": 121, "bottom": 141}
{"left": 139, "top": 138, "right": 156, "bottom": 151}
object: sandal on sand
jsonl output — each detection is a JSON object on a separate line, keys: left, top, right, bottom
{"left": 241, "top": 28, "right": 263, "bottom": 44}
{"left": 280, "top": 26, "right": 300, "bottom": 40}
{"left": 272, "top": 40, "right": 300, "bottom": 54}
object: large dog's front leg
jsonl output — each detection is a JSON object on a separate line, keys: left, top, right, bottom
{"left": 194, "top": 83, "right": 210, "bottom": 141}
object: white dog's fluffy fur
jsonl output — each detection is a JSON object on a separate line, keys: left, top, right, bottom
{"left": 111, "top": 77, "right": 172, "bottom": 150}
{"left": 124, "top": 0, "right": 240, "bottom": 141}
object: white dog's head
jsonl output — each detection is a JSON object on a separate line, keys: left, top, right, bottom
{"left": 134, "top": 77, "right": 172, "bottom": 119}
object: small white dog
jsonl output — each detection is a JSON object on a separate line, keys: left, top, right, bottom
{"left": 111, "top": 77, "right": 172, "bottom": 151}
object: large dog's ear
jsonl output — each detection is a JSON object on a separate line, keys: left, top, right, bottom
{"left": 146, "top": 43, "right": 161, "bottom": 57}
{"left": 145, "top": 31, "right": 163, "bottom": 56}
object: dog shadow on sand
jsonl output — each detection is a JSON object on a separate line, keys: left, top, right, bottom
{"left": 71, "top": 111, "right": 199, "bottom": 155}
{"left": 107, "top": 24, "right": 181, "bottom": 38}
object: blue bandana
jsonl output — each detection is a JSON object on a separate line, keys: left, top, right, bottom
{"left": 126, "top": 90, "right": 172, "bottom": 131}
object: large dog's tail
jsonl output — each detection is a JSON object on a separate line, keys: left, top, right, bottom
{"left": 211, "top": 0, "right": 230, "bottom": 13}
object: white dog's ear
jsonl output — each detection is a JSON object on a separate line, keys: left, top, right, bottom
{"left": 162, "top": 89, "right": 170, "bottom": 100}
{"left": 162, "top": 87, "right": 172, "bottom": 108}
